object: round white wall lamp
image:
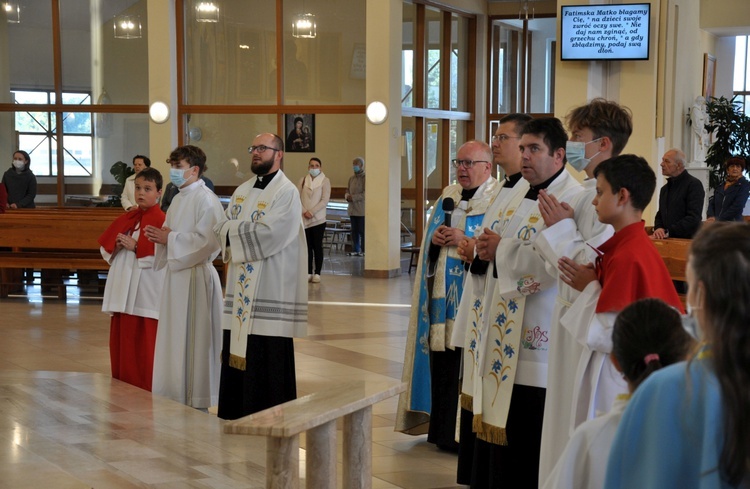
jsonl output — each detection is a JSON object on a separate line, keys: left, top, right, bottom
{"left": 366, "top": 101, "right": 388, "bottom": 125}
{"left": 149, "top": 101, "right": 170, "bottom": 124}
{"left": 189, "top": 127, "right": 203, "bottom": 141}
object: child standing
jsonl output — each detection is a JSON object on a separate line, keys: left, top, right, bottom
{"left": 143, "top": 145, "right": 224, "bottom": 409}
{"left": 542, "top": 298, "right": 696, "bottom": 489}
{"left": 555, "top": 154, "right": 685, "bottom": 437}
{"left": 98, "top": 167, "right": 166, "bottom": 391}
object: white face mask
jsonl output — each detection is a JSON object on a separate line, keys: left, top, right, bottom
{"left": 566, "top": 139, "right": 601, "bottom": 172}
{"left": 12, "top": 159, "right": 25, "bottom": 170}
{"left": 309, "top": 168, "right": 321, "bottom": 177}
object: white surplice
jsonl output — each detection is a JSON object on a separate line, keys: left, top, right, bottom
{"left": 152, "top": 179, "right": 224, "bottom": 409}
{"left": 215, "top": 170, "right": 308, "bottom": 366}
{"left": 100, "top": 227, "right": 165, "bottom": 319}
{"left": 473, "top": 169, "right": 582, "bottom": 441}
{"left": 541, "top": 395, "right": 628, "bottom": 489}
{"left": 533, "top": 179, "right": 623, "bottom": 484}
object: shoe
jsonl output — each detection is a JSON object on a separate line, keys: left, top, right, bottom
{"left": 347, "top": 251, "right": 359, "bottom": 256}
{"left": 311, "top": 274, "right": 321, "bottom": 283}
{"left": 357, "top": 252, "right": 364, "bottom": 257}
{"left": 308, "top": 274, "right": 313, "bottom": 282}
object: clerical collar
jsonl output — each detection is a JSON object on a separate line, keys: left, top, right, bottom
{"left": 525, "top": 165, "right": 566, "bottom": 201}
{"left": 253, "top": 170, "right": 279, "bottom": 189}
{"left": 461, "top": 186, "right": 479, "bottom": 201}
{"left": 505, "top": 172, "right": 522, "bottom": 187}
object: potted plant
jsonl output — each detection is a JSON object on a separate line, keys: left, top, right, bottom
{"left": 703, "top": 95, "right": 750, "bottom": 191}
{"left": 97, "top": 161, "right": 133, "bottom": 207}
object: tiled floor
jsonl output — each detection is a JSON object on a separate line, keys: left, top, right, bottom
{"left": 0, "top": 254, "right": 466, "bottom": 488}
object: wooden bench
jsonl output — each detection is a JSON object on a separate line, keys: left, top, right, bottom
{"left": 0, "top": 208, "right": 124, "bottom": 298}
{"left": 651, "top": 237, "right": 690, "bottom": 306}
{"left": 223, "top": 380, "right": 406, "bottom": 489}
{"left": 0, "top": 207, "right": 229, "bottom": 299}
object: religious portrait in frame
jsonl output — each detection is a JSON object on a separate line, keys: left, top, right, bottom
{"left": 703, "top": 53, "right": 716, "bottom": 99}
{"left": 284, "top": 113, "right": 315, "bottom": 153}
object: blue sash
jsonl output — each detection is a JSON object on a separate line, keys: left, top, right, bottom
{"left": 410, "top": 199, "right": 484, "bottom": 413}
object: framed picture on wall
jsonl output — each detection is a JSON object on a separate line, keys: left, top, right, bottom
{"left": 703, "top": 53, "right": 716, "bottom": 99}
{"left": 284, "top": 113, "right": 315, "bottom": 152}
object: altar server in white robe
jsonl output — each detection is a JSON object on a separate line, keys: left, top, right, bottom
{"left": 396, "top": 140, "right": 500, "bottom": 450}
{"left": 451, "top": 113, "right": 532, "bottom": 484}
{"left": 144, "top": 145, "right": 224, "bottom": 409}
{"left": 533, "top": 99, "right": 633, "bottom": 484}
{"left": 214, "top": 132, "right": 308, "bottom": 420}
{"left": 467, "top": 118, "right": 582, "bottom": 488}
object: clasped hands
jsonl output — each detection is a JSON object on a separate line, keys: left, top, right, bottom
{"left": 538, "top": 189, "right": 574, "bottom": 226}
{"left": 143, "top": 225, "right": 172, "bottom": 245}
{"left": 457, "top": 227, "right": 501, "bottom": 262}
{"left": 115, "top": 233, "right": 138, "bottom": 252}
{"left": 431, "top": 225, "right": 466, "bottom": 248}
{"left": 557, "top": 256, "right": 597, "bottom": 292}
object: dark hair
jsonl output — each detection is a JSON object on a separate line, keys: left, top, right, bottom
{"left": 133, "top": 155, "right": 151, "bottom": 167}
{"left": 13, "top": 150, "right": 30, "bottom": 165}
{"left": 612, "top": 298, "right": 695, "bottom": 389}
{"left": 168, "top": 145, "right": 206, "bottom": 176}
{"left": 689, "top": 222, "right": 750, "bottom": 485}
{"left": 309, "top": 157, "right": 322, "bottom": 166}
{"left": 135, "top": 167, "right": 163, "bottom": 191}
{"left": 565, "top": 98, "right": 633, "bottom": 156}
{"left": 520, "top": 117, "right": 568, "bottom": 160}
{"left": 499, "top": 113, "right": 533, "bottom": 132}
{"left": 725, "top": 156, "right": 746, "bottom": 170}
{"left": 593, "top": 154, "right": 656, "bottom": 211}
{"left": 294, "top": 116, "right": 304, "bottom": 125}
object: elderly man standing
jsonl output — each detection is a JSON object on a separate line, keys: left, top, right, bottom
{"left": 214, "top": 132, "right": 308, "bottom": 420}
{"left": 651, "top": 148, "right": 705, "bottom": 239}
{"left": 397, "top": 140, "right": 501, "bottom": 451}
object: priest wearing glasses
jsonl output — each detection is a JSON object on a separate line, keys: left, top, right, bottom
{"left": 214, "top": 133, "right": 308, "bottom": 420}
{"left": 396, "top": 140, "right": 501, "bottom": 451}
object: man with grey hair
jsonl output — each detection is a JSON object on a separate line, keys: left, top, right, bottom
{"left": 345, "top": 157, "right": 366, "bottom": 256}
{"left": 651, "top": 148, "right": 705, "bottom": 239}
{"left": 397, "top": 140, "right": 501, "bottom": 452}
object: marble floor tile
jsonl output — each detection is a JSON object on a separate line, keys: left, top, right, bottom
{"left": 0, "top": 272, "right": 466, "bottom": 488}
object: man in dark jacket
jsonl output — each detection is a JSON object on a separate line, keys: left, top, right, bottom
{"left": 651, "top": 148, "right": 704, "bottom": 239}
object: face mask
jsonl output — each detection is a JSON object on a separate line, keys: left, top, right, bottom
{"left": 685, "top": 294, "right": 704, "bottom": 341}
{"left": 566, "top": 139, "right": 601, "bottom": 172}
{"left": 353, "top": 165, "right": 361, "bottom": 174}
{"left": 12, "top": 159, "right": 25, "bottom": 170}
{"left": 309, "top": 168, "right": 321, "bottom": 177}
{"left": 169, "top": 167, "right": 191, "bottom": 188}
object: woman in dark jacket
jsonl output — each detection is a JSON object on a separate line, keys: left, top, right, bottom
{"left": 2, "top": 150, "right": 37, "bottom": 209}
{"left": 707, "top": 156, "right": 750, "bottom": 222}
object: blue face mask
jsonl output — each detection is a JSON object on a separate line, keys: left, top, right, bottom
{"left": 353, "top": 165, "right": 361, "bottom": 174}
{"left": 309, "top": 168, "right": 321, "bottom": 177}
{"left": 169, "top": 167, "right": 191, "bottom": 188}
{"left": 566, "top": 139, "right": 601, "bottom": 172}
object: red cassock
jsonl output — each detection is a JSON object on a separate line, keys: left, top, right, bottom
{"left": 595, "top": 221, "right": 685, "bottom": 314}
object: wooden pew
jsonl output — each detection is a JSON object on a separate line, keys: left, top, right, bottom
{"left": 650, "top": 237, "right": 690, "bottom": 306}
{"left": 224, "top": 380, "right": 406, "bottom": 489}
{"left": 0, "top": 208, "right": 123, "bottom": 298}
{"left": 0, "top": 207, "right": 227, "bottom": 299}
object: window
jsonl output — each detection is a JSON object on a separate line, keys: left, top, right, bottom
{"left": 13, "top": 90, "right": 93, "bottom": 177}
{"left": 734, "top": 35, "right": 750, "bottom": 114}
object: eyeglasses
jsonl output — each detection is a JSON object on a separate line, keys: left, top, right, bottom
{"left": 491, "top": 134, "right": 521, "bottom": 143}
{"left": 248, "top": 145, "right": 281, "bottom": 154}
{"left": 451, "top": 159, "right": 489, "bottom": 169}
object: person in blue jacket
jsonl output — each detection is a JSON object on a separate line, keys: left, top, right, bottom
{"left": 706, "top": 156, "right": 750, "bottom": 222}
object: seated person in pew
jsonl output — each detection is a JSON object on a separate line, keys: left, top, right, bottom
{"left": 542, "top": 298, "right": 696, "bottom": 489}
{"left": 98, "top": 168, "right": 166, "bottom": 391}
{"left": 554, "top": 155, "right": 684, "bottom": 440}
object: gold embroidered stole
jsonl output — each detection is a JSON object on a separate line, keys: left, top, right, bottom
{"left": 473, "top": 196, "right": 541, "bottom": 445}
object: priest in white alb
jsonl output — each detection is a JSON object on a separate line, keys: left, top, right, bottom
{"left": 214, "top": 132, "right": 308, "bottom": 420}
